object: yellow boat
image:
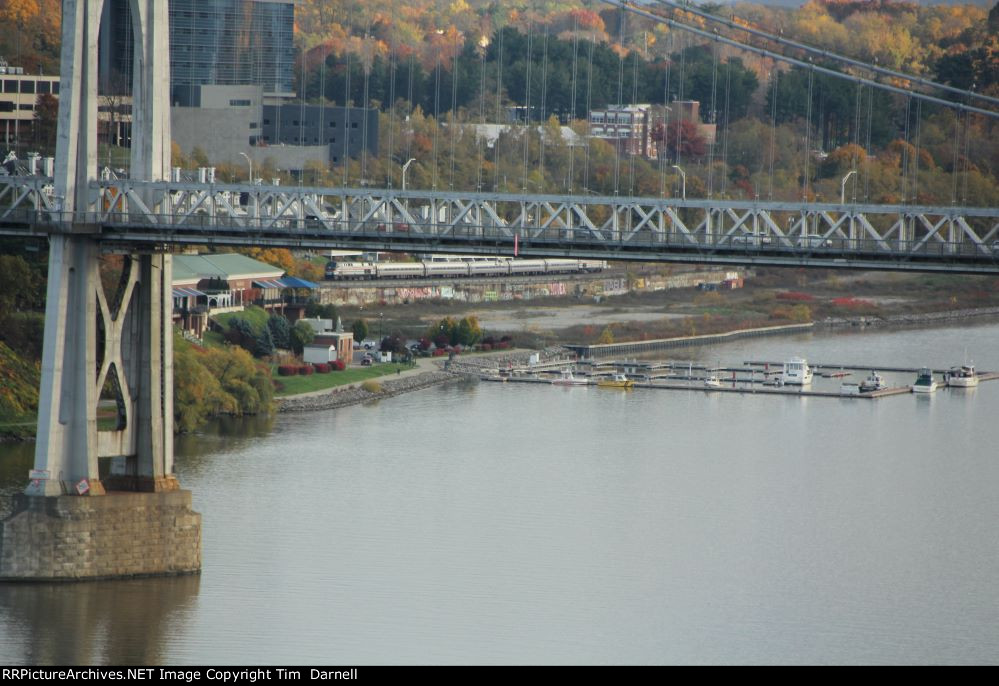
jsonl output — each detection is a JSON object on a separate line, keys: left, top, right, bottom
{"left": 597, "top": 374, "right": 634, "bottom": 389}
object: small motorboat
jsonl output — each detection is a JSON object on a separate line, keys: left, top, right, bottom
{"left": 911, "top": 367, "right": 938, "bottom": 394}
{"left": 946, "top": 364, "right": 979, "bottom": 388}
{"left": 703, "top": 374, "right": 722, "bottom": 389}
{"left": 597, "top": 374, "right": 634, "bottom": 389}
{"left": 859, "top": 371, "right": 887, "bottom": 393}
{"left": 551, "top": 370, "right": 589, "bottom": 386}
{"left": 781, "top": 357, "right": 813, "bottom": 385}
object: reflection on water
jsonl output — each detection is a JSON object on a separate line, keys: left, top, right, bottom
{"left": 0, "top": 575, "right": 200, "bottom": 665}
{"left": 1, "top": 322, "right": 998, "bottom": 664}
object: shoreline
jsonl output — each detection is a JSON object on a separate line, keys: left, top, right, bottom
{"left": 5, "top": 308, "right": 999, "bottom": 439}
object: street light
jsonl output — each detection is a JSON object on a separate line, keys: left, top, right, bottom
{"left": 239, "top": 152, "right": 253, "bottom": 184}
{"left": 840, "top": 169, "right": 857, "bottom": 204}
{"left": 672, "top": 164, "right": 686, "bottom": 200}
{"left": 401, "top": 158, "right": 416, "bottom": 191}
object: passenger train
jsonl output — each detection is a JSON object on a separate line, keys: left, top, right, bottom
{"left": 324, "top": 255, "right": 606, "bottom": 280}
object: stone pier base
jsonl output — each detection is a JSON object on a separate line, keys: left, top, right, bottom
{"left": 0, "top": 492, "right": 201, "bottom": 581}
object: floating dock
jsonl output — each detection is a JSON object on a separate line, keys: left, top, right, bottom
{"left": 478, "top": 362, "right": 998, "bottom": 400}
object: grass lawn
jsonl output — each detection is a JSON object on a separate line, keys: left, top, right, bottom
{"left": 272, "top": 363, "right": 416, "bottom": 396}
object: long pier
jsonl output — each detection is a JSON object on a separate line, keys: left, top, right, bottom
{"left": 478, "top": 363, "right": 998, "bottom": 400}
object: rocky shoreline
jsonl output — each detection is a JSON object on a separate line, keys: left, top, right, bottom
{"left": 276, "top": 347, "right": 572, "bottom": 414}
{"left": 276, "top": 370, "right": 461, "bottom": 413}
{"left": 819, "top": 306, "right": 999, "bottom": 329}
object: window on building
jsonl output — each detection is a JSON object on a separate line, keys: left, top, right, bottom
{"left": 3, "top": 80, "right": 17, "bottom": 93}
{"left": 38, "top": 82, "right": 50, "bottom": 94}
{"left": 229, "top": 99, "right": 251, "bottom": 107}
{"left": 20, "top": 80, "right": 35, "bottom": 94}
{"left": 52, "top": 82, "right": 59, "bottom": 94}
{"left": 249, "top": 122, "right": 258, "bottom": 129}
{"left": 351, "top": 122, "right": 358, "bottom": 128}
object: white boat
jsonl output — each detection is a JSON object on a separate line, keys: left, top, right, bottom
{"left": 781, "top": 358, "right": 813, "bottom": 385}
{"left": 911, "top": 367, "right": 938, "bottom": 393}
{"left": 703, "top": 374, "right": 722, "bottom": 389}
{"left": 859, "top": 371, "right": 887, "bottom": 393}
{"left": 946, "top": 364, "right": 979, "bottom": 388}
{"left": 551, "top": 370, "right": 589, "bottom": 386}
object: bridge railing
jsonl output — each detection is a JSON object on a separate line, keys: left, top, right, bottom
{"left": 2, "top": 176, "right": 998, "bottom": 271}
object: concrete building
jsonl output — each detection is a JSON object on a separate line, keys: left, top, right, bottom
{"left": 261, "top": 103, "right": 379, "bottom": 165}
{"left": 170, "top": 85, "right": 379, "bottom": 174}
{"left": 589, "top": 105, "right": 654, "bottom": 158}
{"left": 0, "top": 64, "right": 60, "bottom": 151}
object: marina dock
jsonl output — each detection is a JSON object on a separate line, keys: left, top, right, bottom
{"left": 477, "top": 359, "right": 998, "bottom": 400}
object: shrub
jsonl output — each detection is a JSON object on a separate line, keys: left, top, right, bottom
{"left": 313, "top": 363, "right": 330, "bottom": 373}
{"left": 332, "top": 359, "right": 346, "bottom": 371}
{"left": 776, "top": 291, "right": 814, "bottom": 301}
{"left": 361, "top": 380, "right": 382, "bottom": 394}
{"left": 481, "top": 343, "right": 492, "bottom": 351}
{"left": 277, "top": 365, "right": 297, "bottom": 376}
{"left": 298, "top": 365, "right": 314, "bottom": 376}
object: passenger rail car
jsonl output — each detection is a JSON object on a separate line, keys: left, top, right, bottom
{"left": 324, "top": 258, "right": 606, "bottom": 280}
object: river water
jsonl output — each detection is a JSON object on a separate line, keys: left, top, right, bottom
{"left": 1, "top": 321, "right": 998, "bottom": 665}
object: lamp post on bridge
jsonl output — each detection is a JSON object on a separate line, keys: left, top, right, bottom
{"left": 841, "top": 169, "right": 857, "bottom": 204}
{"left": 239, "top": 152, "right": 254, "bottom": 184}
{"left": 401, "top": 158, "right": 416, "bottom": 191}
{"left": 672, "top": 164, "right": 686, "bottom": 200}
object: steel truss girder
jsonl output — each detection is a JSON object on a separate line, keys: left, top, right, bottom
{"left": 2, "top": 177, "right": 998, "bottom": 272}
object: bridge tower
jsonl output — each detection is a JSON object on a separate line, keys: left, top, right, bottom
{"left": 0, "top": 0, "right": 201, "bottom": 580}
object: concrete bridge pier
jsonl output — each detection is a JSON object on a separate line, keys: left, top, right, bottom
{"left": 0, "top": 0, "right": 199, "bottom": 581}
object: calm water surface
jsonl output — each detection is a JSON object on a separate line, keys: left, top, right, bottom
{"left": 1, "top": 321, "right": 998, "bottom": 665}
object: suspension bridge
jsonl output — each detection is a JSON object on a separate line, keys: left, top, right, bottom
{"left": 0, "top": 0, "right": 997, "bottom": 581}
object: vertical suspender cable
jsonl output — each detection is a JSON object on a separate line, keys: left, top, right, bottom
{"left": 707, "top": 39, "right": 719, "bottom": 197}
{"left": 387, "top": 19, "right": 397, "bottom": 188}
{"left": 721, "top": 53, "right": 731, "bottom": 197}
{"left": 628, "top": 46, "right": 640, "bottom": 195}
{"left": 864, "top": 84, "right": 873, "bottom": 202}
{"left": 493, "top": 29, "right": 504, "bottom": 191}
{"left": 660, "top": 32, "right": 673, "bottom": 198}
{"left": 477, "top": 39, "right": 486, "bottom": 192}
{"left": 449, "top": 31, "right": 459, "bottom": 190}
{"left": 432, "top": 59, "right": 441, "bottom": 190}
{"left": 570, "top": 14, "right": 579, "bottom": 193}
{"left": 522, "top": 19, "right": 534, "bottom": 191}
{"left": 768, "top": 68, "right": 778, "bottom": 200}
{"left": 961, "top": 111, "right": 972, "bottom": 205}
{"left": 342, "top": 6, "right": 353, "bottom": 187}
{"left": 911, "top": 99, "right": 922, "bottom": 204}
{"left": 539, "top": 23, "right": 550, "bottom": 188}
{"left": 361, "top": 19, "right": 372, "bottom": 186}
{"left": 584, "top": 36, "right": 595, "bottom": 193}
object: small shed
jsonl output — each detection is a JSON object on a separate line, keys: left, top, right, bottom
{"left": 303, "top": 344, "right": 337, "bottom": 364}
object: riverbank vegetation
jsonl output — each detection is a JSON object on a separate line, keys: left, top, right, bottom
{"left": 173, "top": 334, "right": 275, "bottom": 433}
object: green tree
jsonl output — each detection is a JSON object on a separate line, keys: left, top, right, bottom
{"left": 456, "top": 316, "right": 483, "bottom": 346}
{"left": 0, "top": 255, "right": 41, "bottom": 316}
{"left": 290, "top": 319, "right": 315, "bottom": 356}
{"left": 268, "top": 314, "right": 291, "bottom": 350}
{"left": 352, "top": 318, "right": 369, "bottom": 343}
{"left": 254, "top": 326, "right": 275, "bottom": 358}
